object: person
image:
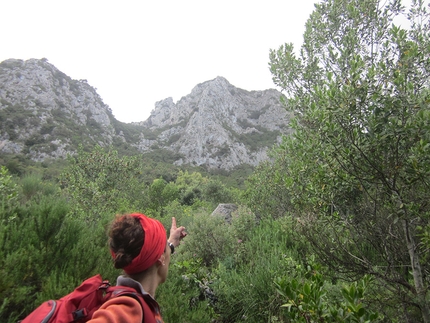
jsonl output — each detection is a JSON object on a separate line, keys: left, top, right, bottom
{"left": 88, "top": 213, "right": 187, "bottom": 323}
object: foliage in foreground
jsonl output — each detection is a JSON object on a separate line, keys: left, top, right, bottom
{"left": 160, "top": 211, "right": 382, "bottom": 323}
{"left": 0, "top": 167, "right": 118, "bottom": 321}
{"left": 1, "top": 164, "right": 383, "bottom": 323}
{"left": 265, "top": 0, "right": 430, "bottom": 321}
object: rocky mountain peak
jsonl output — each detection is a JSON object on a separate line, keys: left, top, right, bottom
{"left": 139, "top": 76, "right": 292, "bottom": 170}
{"left": 0, "top": 58, "right": 292, "bottom": 170}
{"left": 190, "top": 76, "right": 231, "bottom": 96}
{"left": 0, "top": 58, "right": 117, "bottom": 160}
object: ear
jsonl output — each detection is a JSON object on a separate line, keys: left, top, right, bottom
{"left": 157, "top": 254, "right": 166, "bottom": 266}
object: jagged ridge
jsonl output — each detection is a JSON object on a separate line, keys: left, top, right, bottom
{"left": 0, "top": 58, "right": 292, "bottom": 170}
{"left": 137, "top": 76, "right": 292, "bottom": 169}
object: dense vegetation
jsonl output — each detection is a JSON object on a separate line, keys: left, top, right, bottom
{"left": 0, "top": 159, "right": 379, "bottom": 323}
{"left": 1, "top": 0, "right": 429, "bottom": 322}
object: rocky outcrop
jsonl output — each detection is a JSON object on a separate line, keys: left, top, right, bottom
{"left": 137, "top": 76, "right": 292, "bottom": 170}
{"left": 0, "top": 58, "right": 118, "bottom": 161}
{"left": 211, "top": 203, "right": 238, "bottom": 224}
{"left": 0, "top": 59, "right": 292, "bottom": 170}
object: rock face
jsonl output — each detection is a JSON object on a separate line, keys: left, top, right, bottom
{"left": 0, "top": 58, "right": 292, "bottom": 170}
{"left": 0, "top": 58, "right": 118, "bottom": 161}
{"left": 211, "top": 203, "right": 238, "bottom": 224}
{"left": 137, "top": 76, "right": 293, "bottom": 170}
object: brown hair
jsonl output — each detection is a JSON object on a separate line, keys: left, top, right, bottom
{"left": 108, "top": 214, "right": 145, "bottom": 269}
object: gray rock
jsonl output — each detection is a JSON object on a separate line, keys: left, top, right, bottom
{"left": 137, "top": 76, "right": 293, "bottom": 170}
{"left": 0, "top": 59, "right": 293, "bottom": 170}
{"left": 0, "top": 58, "right": 116, "bottom": 160}
{"left": 211, "top": 203, "right": 238, "bottom": 224}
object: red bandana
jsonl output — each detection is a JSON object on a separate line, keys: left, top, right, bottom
{"left": 112, "top": 213, "right": 166, "bottom": 275}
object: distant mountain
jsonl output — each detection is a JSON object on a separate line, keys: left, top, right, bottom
{"left": 138, "top": 76, "right": 293, "bottom": 169}
{"left": 0, "top": 58, "right": 292, "bottom": 170}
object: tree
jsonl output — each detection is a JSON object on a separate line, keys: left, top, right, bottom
{"left": 243, "top": 152, "right": 293, "bottom": 220}
{"left": 268, "top": 0, "right": 430, "bottom": 321}
{"left": 146, "top": 178, "right": 179, "bottom": 217}
{"left": 59, "top": 145, "right": 145, "bottom": 220}
{"left": 175, "top": 171, "right": 207, "bottom": 206}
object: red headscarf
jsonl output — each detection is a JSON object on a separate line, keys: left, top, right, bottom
{"left": 111, "top": 213, "right": 167, "bottom": 275}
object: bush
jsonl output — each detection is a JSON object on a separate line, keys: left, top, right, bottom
{"left": 178, "top": 212, "right": 234, "bottom": 267}
{"left": 157, "top": 259, "right": 215, "bottom": 323}
{"left": 0, "top": 192, "right": 113, "bottom": 323}
{"left": 212, "top": 218, "right": 296, "bottom": 322}
{"left": 19, "top": 173, "right": 58, "bottom": 201}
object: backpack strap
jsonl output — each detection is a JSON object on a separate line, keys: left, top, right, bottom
{"left": 111, "top": 288, "right": 161, "bottom": 323}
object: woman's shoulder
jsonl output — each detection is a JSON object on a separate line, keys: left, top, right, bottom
{"left": 88, "top": 296, "right": 143, "bottom": 323}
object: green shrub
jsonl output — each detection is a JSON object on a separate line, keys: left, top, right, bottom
{"left": 40, "top": 122, "right": 55, "bottom": 135}
{"left": 0, "top": 166, "right": 19, "bottom": 212}
{"left": 0, "top": 167, "right": 121, "bottom": 322}
{"left": 178, "top": 212, "right": 234, "bottom": 267}
{"left": 19, "top": 173, "right": 58, "bottom": 201}
{"left": 212, "top": 218, "right": 294, "bottom": 322}
{"left": 59, "top": 145, "right": 145, "bottom": 220}
{"left": 275, "top": 261, "right": 381, "bottom": 322}
{"left": 157, "top": 258, "right": 215, "bottom": 323}
{"left": 0, "top": 196, "right": 105, "bottom": 322}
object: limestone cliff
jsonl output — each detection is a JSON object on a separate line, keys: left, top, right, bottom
{"left": 0, "top": 58, "right": 292, "bottom": 170}
{"left": 137, "top": 76, "right": 292, "bottom": 169}
{"left": 0, "top": 58, "right": 119, "bottom": 161}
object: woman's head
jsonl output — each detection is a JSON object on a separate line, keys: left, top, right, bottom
{"left": 109, "top": 213, "right": 167, "bottom": 275}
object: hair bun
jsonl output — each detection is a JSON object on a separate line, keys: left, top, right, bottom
{"left": 113, "top": 249, "right": 134, "bottom": 269}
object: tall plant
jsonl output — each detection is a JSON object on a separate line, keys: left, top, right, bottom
{"left": 0, "top": 170, "right": 111, "bottom": 323}
{"left": 59, "top": 145, "right": 145, "bottom": 220}
{"left": 268, "top": 0, "right": 430, "bottom": 321}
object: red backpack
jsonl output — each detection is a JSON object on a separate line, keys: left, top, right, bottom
{"left": 19, "top": 274, "right": 157, "bottom": 323}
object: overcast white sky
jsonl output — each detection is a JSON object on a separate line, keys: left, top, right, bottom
{"left": 1, "top": 0, "right": 317, "bottom": 123}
